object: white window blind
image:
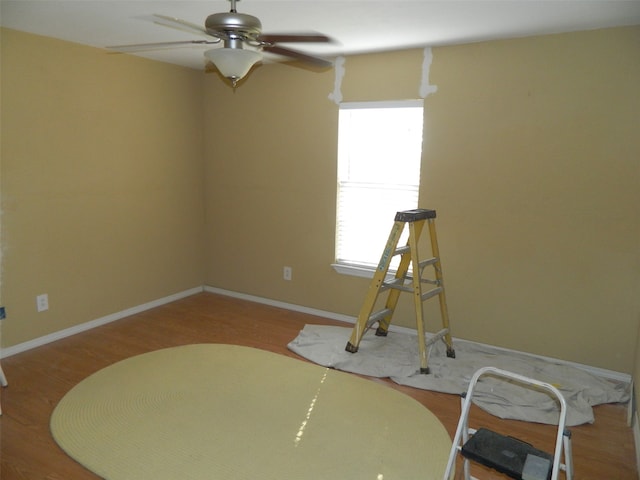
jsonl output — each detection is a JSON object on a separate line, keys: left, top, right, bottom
{"left": 335, "top": 100, "right": 424, "bottom": 271}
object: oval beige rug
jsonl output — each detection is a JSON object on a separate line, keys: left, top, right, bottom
{"left": 51, "top": 344, "right": 451, "bottom": 479}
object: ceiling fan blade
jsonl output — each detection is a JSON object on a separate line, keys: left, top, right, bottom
{"left": 152, "top": 14, "right": 216, "bottom": 39}
{"left": 263, "top": 45, "right": 333, "bottom": 68}
{"left": 107, "top": 40, "right": 219, "bottom": 53}
{"left": 258, "top": 33, "right": 333, "bottom": 44}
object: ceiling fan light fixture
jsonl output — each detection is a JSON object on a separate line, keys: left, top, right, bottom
{"left": 205, "top": 48, "right": 262, "bottom": 86}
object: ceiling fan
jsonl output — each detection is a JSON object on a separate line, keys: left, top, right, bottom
{"left": 108, "top": 0, "right": 335, "bottom": 87}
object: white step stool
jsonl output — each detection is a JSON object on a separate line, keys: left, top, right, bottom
{"left": 443, "top": 367, "right": 573, "bottom": 480}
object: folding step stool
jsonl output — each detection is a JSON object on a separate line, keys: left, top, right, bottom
{"left": 443, "top": 367, "right": 574, "bottom": 480}
{"left": 345, "top": 208, "right": 455, "bottom": 374}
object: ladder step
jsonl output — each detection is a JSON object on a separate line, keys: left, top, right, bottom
{"left": 421, "top": 286, "right": 443, "bottom": 301}
{"left": 425, "top": 328, "right": 449, "bottom": 347}
{"left": 380, "top": 282, "right": 442, "bottom": 300}
{"left": 461, "top": 428, "right": 553, "bottom": 480}
{"left": 367, "top": 308, "right": 393, "bottom": 326}
{"left": 391, "top": 245, "right": 439, "bottom": 271}
{"left": 380, "top": 278, "right": 407, "bottom": 291}
{"left": 419, "top": 257, "right": 438, "bottom": 268}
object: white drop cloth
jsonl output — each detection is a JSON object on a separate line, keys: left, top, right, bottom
{"left": 288, "top": 324, "right": 629, "bottom": 426}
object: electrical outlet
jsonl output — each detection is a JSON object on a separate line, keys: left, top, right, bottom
{"left": 36, "top": 294, "right": 49, "bottom": 312}
{"left": 283, "top": 266, "right": 292, "bottom": 281}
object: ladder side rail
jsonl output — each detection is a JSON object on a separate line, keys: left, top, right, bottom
{"left": 378, "top": 217, "right": 423, "bottom": 335}
{"left": 376, "top": 228, "right": 411, "bottom": 336}
{"left": 427, "top": 219, "right": 454, "bottom": 356}
{"left": 346, "top": 221, "right": 405, "bottom": 352}
{"left": 562, "top": 429, "right": 574, "bottom": 480}
{"left": 408, "top": 220, "right": 430, "bottom": 373}
{"left": 460, "top": 394, "right": 472, "bottom": 480}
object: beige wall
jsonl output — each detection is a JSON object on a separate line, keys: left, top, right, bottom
{"left": 0, "top": 29, "right": 206, "bottom": 346}
{"left": 425, "top": 29, "right": 639, "bottom": 372}
{"left": 1, "top": 26, "right": 638, "bottom": 375}
{"left": 204, "top": 26, "right": 640, "bottom": 373}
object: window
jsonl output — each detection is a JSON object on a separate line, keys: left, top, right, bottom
{"left": 334, "top": 100, "right": 424, "bottom": 276}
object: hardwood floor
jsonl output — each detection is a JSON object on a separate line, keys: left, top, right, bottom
{"left": 0, "top": 292, "right": 636, "bottom": 479}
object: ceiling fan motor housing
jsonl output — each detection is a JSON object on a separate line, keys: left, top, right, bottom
{"left": 205, "top": 12, "right": 262, "bottom": 39}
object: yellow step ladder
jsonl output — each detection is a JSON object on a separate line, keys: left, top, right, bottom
{"left": 345, "top": 208, "right": 455, "bottom": 373}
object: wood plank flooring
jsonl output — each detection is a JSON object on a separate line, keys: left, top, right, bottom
{"left": 0, "top": 292, "right": 636, "bottom": 479}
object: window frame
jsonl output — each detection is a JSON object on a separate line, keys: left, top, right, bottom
{"left": 332, "top": 99, "right": 425, "bottom": 278}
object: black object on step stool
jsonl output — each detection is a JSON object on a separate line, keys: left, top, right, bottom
{"left": 461, "top": 428, "right": 553, "bottom": 480}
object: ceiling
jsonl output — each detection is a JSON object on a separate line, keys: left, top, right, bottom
{"left": 2, "top": 1, "right": 639, "bottom": 70}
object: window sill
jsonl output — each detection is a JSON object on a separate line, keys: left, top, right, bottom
{"left": 331, "top": 262, "right": 404, "bottom": 280}
{"left": 331, "top": 263, "right": 378, "bottom": 279}
{"left": 332, "top": 261, "right": 413, "bottom": 281}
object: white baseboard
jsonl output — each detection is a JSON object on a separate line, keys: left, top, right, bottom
{"left": 204, "top": 286, "right": 356, "bottom": 324}
{"left": 204, "top": 285, "right": 632, "bottom": 384}
{"left": 0, "top": 286, "right": 204, "bottom": 358}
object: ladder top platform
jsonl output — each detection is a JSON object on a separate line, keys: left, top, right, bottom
{"left": 394, "top": 209, "right": 436, "bottom": 222}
